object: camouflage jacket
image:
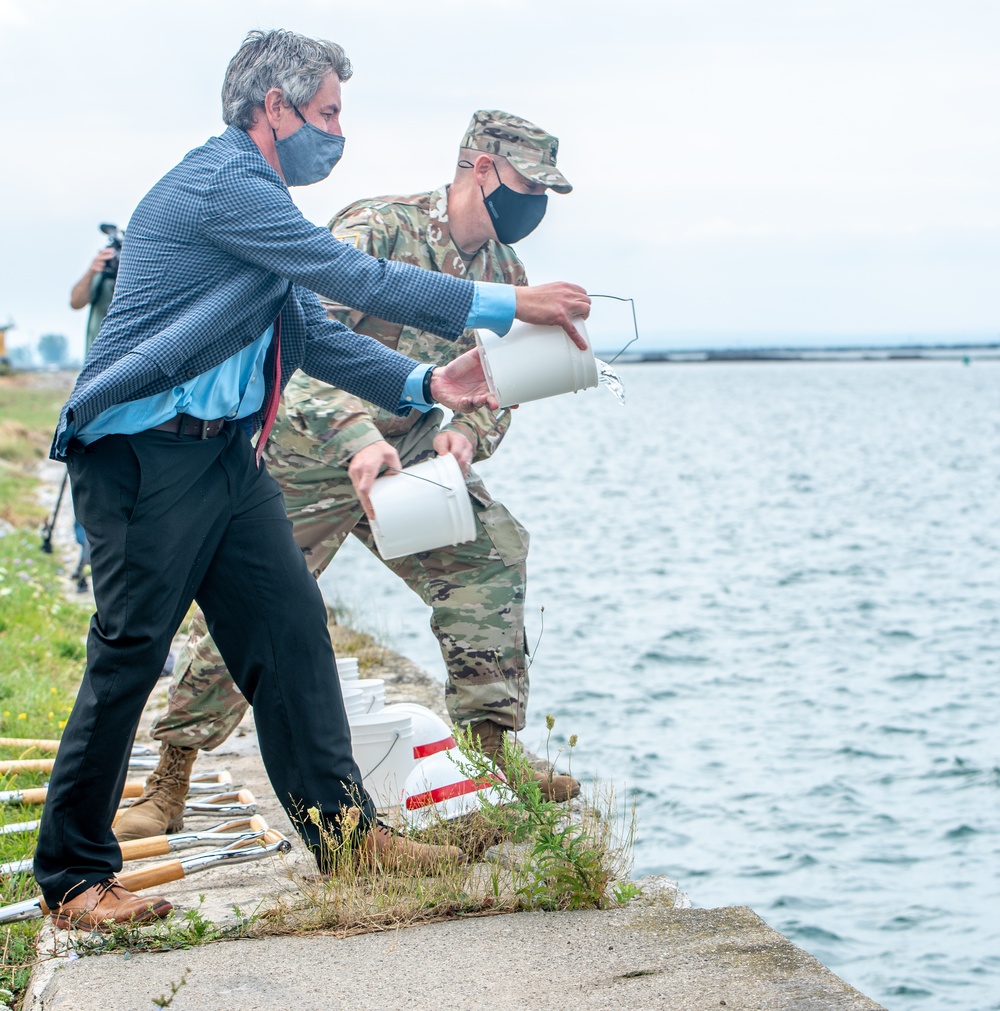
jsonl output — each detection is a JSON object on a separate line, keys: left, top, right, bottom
{"left": 278, "top": 186, "right": 527, "bottom": 467}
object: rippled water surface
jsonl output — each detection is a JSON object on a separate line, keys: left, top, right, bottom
{"left": 321, "top": 361, "right": 1000, "bottom": 1010}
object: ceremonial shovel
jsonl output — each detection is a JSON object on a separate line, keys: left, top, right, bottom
{"left": 1, "top": 815, "right": 272, "bottom": 876}
{"left": 0, "top": 831, "right": 291, "bottom": 924}
{"left": 1, "top": 790, "right": 258, "bottom": 836}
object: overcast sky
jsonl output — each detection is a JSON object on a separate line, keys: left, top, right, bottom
{"left": 1, "top": 0, "right": 997, "bottom": 357}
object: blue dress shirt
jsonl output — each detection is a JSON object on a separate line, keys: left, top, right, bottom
{"left": 76, "top": 283, "right": 516, "bottom": 444}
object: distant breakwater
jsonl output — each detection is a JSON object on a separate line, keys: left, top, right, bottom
{"left": 601, "top": 342, "right": 1000, "bottom": 364}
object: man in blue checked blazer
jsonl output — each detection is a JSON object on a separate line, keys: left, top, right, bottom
{"left": 36, "top": 28, "right": 591, "bottom": 931}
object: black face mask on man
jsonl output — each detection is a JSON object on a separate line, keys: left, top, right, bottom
{"left": 480, "top": 162, "right": 548, "bottom": 244}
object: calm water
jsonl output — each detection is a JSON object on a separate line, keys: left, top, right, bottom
{"left": 320, "top": 361, "right": 1000, "bottom": 1011}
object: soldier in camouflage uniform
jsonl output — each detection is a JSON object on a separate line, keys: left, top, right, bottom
{"left": 115, "top": 111, "right": 581, "bottom": 841}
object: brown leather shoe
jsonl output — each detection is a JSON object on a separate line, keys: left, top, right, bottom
{"left": 113, "top": 742, "right": 197, "bottom": 840}
{"left": 50, "top": 877, "right": 173, "bottom": 931}
{"left": 469, "top": 719, "right": 581, "bottom": 802}
{"left": 361, "top": 821, "right": 465, "bottom": 874}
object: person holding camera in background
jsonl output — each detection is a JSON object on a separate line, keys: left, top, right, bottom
{"left": 64, "top": 226, "right": 124, "bottom": 591}
{"left": 69, "top": 225, "right": 122, "bottom": 353}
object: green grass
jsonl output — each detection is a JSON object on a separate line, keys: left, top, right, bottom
{"left": 0, "top": 375, "right": 90, "bottom": 1006}
{"left": 0, "top": 373, "right": 71, "bottom": 526}
{"left": 0, "top": 378, "right": 70, "bottom": 462}
{"left": 0, "top": 527, "right": 92, "bottom": 1003}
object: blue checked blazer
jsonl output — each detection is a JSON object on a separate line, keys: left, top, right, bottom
{"left": 51, "top": 127, "right": 474, "bottom": 459}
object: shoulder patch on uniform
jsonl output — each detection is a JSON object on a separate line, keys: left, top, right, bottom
{"left": 334, "top": 232, "right": 361, "bottom": 248}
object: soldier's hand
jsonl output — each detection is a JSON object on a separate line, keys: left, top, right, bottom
{"left": 430, "top": 349, "right": 500, "bottom": 414}
{"left": 514, "top": 283, "right": 591, "bottom": 349}
{"left": 433, "top": 430, "right": 475, "bottom": 475}
{"left": 348, "top": 440, "right": 401, "bottom": 520}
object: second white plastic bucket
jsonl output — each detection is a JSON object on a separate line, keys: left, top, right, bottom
{"left": 348, "top": 711, "right": 415, "bottom": 809}
{"left": 369, "top": 453, "right": 476, "bottom": 561}
{"left": 476, "top": 316, "right": 597, "bottom": 408}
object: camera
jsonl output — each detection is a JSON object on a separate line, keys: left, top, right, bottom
{"left": 99, "top": 222, "right": 124, "bottom": 280}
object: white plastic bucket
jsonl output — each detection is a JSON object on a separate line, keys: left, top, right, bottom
{"left": 476, "top": 317, "right": 597, "bottom": 408}
{"left": 348, "top": 711, "right": 415, "bottom": 809}
{"left": 357, "top": 678, "right": 386, "bottom": 714}
{"left": 341, "top": 687, "right": 365, "bottom": 717}
{"left": 400, "top": 747, "right": 508, "bottom": 830}
{"left": 369, "top": 454, "right": 476, "bottom": 561}
{"left": 338, "top": 657, "right": 360, "bottom": 681}
{"left": 382, "top": 702, "right": 456, "bottom": 761}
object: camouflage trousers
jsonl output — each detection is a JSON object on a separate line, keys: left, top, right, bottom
{"left": 152, "top": 410, "right": 530, "bottom": 751}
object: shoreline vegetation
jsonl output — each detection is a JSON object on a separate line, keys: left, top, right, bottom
{"left": 0, "top": 371, "right": 641, "bottom": 1009}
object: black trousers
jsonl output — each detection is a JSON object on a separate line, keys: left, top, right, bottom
{"left": 34, "top": 426, "right": 374, "bottom": 907}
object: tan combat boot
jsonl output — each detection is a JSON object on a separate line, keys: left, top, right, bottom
{"left": 469, "top": 719, "right": 581, "bottom": 802}
{"left": 112, "top": 742, "right": 197, "bottom": 841}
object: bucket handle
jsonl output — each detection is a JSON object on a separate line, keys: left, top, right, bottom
{"left": 383, "top": 467, "right": 451, "bottom": 492}
{"left": 365, "top": 731, "right": 402, "bottom": 778}
{"left": 589, "top": 294, "right": 640, "bottom": 363}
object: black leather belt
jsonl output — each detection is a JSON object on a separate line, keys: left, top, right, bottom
{"left": 151, "top": 414, "right": 227, "bottom": 439}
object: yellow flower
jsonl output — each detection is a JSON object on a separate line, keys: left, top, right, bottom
{"left": 17, "top": 713, "right": 27, "bottom": 720}
{"left": 58, "top": 720, "right": 67, "bottom": 729}
{"left": 48, "top": 712, "right": 54, "bottom": 719}
{"left": 2, "top": 710, "right": 9, "bottom": 717}
{"left": 50, "top": 687, "right": 58, "bottom": 694}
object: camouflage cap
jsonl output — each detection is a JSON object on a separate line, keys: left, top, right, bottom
{"left": 460, "top": 109, "right": 572, "bottom": 194}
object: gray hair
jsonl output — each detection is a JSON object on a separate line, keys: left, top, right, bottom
{"left": 222, "top": 29, "right": 353, "bottom": 131}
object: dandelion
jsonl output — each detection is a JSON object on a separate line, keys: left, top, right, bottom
{"left": 58, "top": 720, "right": 67, "bottom": 729}
{"left": 48, "top": 712, "right": 54, "bottom": 719}
{"left": 17, "top": 713, "right": 27, "bottom": 720}
{"left": 2, "top": 711, "right": 8, "bottom": 717}
{"left": 50, "top": 687, "right": 57, "bottom": 694}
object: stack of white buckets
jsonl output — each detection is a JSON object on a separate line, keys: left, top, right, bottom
{"left": 340, "top": 656, "right": 504, "bottom": 828}
{"left": 350, "top": 318, "right": 597, "bottom": 825}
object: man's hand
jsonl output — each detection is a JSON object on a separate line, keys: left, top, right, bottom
{"left": 430, "top": 349, "right": 499, "bottom": 414}
{"left": 514, "top": 282, "right": 591, "bottom": 349}
{"left": 433, "top": 430, "right": 475, "bottom": 475}
{"left": 348, "top": 440, "right": 402, "bottom": 519}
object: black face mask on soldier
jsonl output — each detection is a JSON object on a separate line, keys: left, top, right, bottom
{"left": 480, "top": 163, "right": 547, "bottom": 244}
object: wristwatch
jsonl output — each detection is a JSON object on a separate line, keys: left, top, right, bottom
{"left": 422, "top": 366, "right": 437, "bottom": 405}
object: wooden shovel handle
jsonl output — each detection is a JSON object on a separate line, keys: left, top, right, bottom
{"left": 0, "top": 738, "right": 61, "bottom": 752}
{"left": 16, "top": 788, "right": 50, "bottom": 805}
{"left": 0, "top": 759, "right": 56, "bottom": 775}
{"left": 118, "top": 836, "right": 172, "bottom": 861}
{"left": 118, "top": 860, "right": 186, "bottom": 892}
